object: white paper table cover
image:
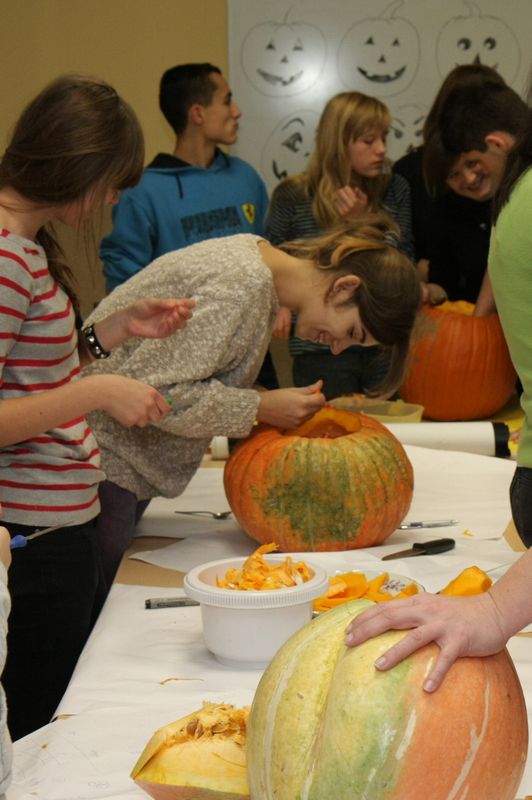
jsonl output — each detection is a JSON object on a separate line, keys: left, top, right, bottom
{"left": 7, "top": 445, "right": 531, "bottom": 800}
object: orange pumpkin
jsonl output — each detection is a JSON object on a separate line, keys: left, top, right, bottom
{"left": 223, "top": 407, "right": 413, "bottom": 552}
{"left": 400, "top": 300, "right": 516, "bottom": 420}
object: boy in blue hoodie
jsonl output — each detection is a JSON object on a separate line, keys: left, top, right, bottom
{"left": 100, "top": 63, "right": 269, "bottom": 292}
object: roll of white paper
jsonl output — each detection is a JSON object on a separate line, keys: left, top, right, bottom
{"left": 210, "top": 436, "right": 230, "bottom": 460}
{"left": 383, "top": 421, "right": 510, "bottom": 458}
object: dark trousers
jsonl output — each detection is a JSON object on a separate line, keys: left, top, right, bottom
{"left": 292, "top": 346, "right": 390, "bottom": 401}
{"left": 3, "top": 520, "right": 106, "bottom": 740}
{"left": 510, "top": 466, "right": 532, "bottom": 548}
{"left": 96, "top": 480, "right": 151, "bottom": 589}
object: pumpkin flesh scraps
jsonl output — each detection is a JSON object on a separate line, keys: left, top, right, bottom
{"left": 216, "top": 543, "right": 312, "bottom": 590}
{"left": 439, "top": 565, "right": 492, "bottom": 596}
{"left": 313, "top": 571, "right": 419, "bottom": 612}
{"left": 131, "top": 702, "right": 250, "bottom": 799}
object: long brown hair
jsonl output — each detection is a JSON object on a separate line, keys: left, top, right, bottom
{"left": 279, "top": 92, "right": 391, "bottom": 230}
{"left": 280, "top": 215, "right": 421, "bottom": 395}
{"left": 0, "top": 74, "right": 145, "bottom": 312}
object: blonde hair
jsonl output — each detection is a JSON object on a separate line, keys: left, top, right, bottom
{"left": 291, "top": 92, "right": 392, "bottom": 228}
{"left": 281, "top": 215, "right": 421, "bottom": 395}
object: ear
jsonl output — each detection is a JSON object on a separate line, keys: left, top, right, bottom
{"left": 485, "top": 131, "right": 515, "bottom": 153}
{"left": 330, "top": 274, "right": 361, "bottom": 302}
{"left": 188, "top": 103, "right": 205, "bottom": 126}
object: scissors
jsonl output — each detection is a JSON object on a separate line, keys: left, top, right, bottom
{"left": 10, "top": 523, "right": 70, "bottom": 550}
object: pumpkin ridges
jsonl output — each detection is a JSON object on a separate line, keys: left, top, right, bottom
{"left": 247, "top": 600, "right": 528, "bottom": 800}
{"left": 224, "top": 411, "right": 413, "bottom": 552}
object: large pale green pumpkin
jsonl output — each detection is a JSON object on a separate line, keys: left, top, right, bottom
{"left": 247, "top": 600, "right": 528, "bottom": 799}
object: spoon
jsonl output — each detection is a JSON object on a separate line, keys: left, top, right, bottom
{"left": 174, "top": 510, "right": 233, "bottom": 520}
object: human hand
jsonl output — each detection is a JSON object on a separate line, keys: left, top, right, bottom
{"left": 420, "top": 282, "right": 447, "bottom": 306}
{"left": 0, "top": 529, "right": 11, "bottom": 570}
{"left": 123, "top": 297, "right": 195, "bottom": 339}
{"left": 256, "top": 380, "right": 326, "bottom": 428}
{"left": 343, "top": 591, "right": 508, "bottom": 692}
{"left": 334, "top": 185, "right": 368, "bottom": 218}
{"left": 272, "top": 307, "right": 292, "bottom": 339}
{"left": 94, "top": 375, "right": 173, "bottom": 428}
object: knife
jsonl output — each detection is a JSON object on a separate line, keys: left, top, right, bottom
{"left": 382, "top": 537, "right": 455, "bottom": 561}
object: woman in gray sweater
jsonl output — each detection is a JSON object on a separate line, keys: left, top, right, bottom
{"left": 85, "top": 218, "right": 420, "bottom": 585}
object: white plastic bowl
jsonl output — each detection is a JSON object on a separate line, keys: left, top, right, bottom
{"left": 184, "top": 556, "right": 329, "bottom": 669}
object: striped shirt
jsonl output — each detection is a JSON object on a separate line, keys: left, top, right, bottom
{"left": 266, "top": 175, "right": 414, "bottom": 357}
{"left": 0, "top": 230, "right": 104, "bottom": 526}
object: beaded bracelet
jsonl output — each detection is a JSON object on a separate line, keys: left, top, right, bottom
{"left": 82, "top": 323, "right": 111, "bottom": 359}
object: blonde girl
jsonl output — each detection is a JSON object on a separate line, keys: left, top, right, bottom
{"left": 267, "top": 91, "right": 414, "bottom": 399}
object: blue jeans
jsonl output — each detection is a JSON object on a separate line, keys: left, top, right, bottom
{"left": 96, "top": 480, "right": 151, "bottom": 589}
{"left": 510, "top": 466, "right": 532, "bottom": 548}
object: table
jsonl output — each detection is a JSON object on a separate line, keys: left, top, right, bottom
{"left": 7, "top": 444, "right": 532, "bottom": 800}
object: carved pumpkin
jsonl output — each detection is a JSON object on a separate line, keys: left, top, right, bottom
{"left": 337, "top": 0, "right": 420, "bottom": 97}
{"left": 247, "top": 600, "right": 528, "bottom": 800}
{"left": 131, "top": 702, "right": 250, "bottom": 800}
{"left": 400, "top": 300, "right": 517, "bottom": 421}
{"left": 241, "top": 13, "right": 326, "bottom": 97}
{"left": 436, "top": 0, "right": 521, "bottom": 83}
{"left": 260, "top": 110, "right": 319, "bottom": 193}
{"left": 223, "top": 407, "right": 413, "bottom": 552}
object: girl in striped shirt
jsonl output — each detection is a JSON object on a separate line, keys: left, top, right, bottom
{"left": 0, "top": 75, "right": 193, "bottom": 740}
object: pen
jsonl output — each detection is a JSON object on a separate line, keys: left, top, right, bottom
{"left": 398, "top": 519, "right": 458, "bottom": 530}
{"left": 145, "top": 596, "right": 199, "bottom": 609}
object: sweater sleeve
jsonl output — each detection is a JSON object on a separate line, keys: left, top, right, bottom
{"left": 100, "top": 190, "right": 157, "bottom": 292}
{"left": 266, "top": 181, "right": 301, "bottom": 245}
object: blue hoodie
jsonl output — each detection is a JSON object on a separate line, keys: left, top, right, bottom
{"left": 101, "top": 151, "right": 269, "bottom": 291}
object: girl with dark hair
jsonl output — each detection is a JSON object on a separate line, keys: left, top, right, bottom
{"left": 0, "top": 74, "right": 194, "bottom": 739}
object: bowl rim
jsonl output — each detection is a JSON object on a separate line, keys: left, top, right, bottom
{"left": 184, "top": 555, "right": 330, "bottom": 609}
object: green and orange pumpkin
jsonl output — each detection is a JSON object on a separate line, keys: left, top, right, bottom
{"left": 400, "top": 300, "right": 516, "bottom": 420}
{"left": 247, "top": 600, "right": 528, "bottom": 799}
{"left": 223, "top": 406, "right": 413, "bottom": 552}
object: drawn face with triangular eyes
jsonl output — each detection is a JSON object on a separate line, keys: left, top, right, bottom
{"left": 241, "top": 19, "right": 326, "bottom": 97}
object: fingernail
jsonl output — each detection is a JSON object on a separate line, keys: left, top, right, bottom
{"left": 375, "top": 656, "right": 387, "bottom": 669}
{"left": 423, "top": 679, "right": 436, "bottom": 692}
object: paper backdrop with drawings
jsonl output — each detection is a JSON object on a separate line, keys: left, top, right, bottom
{"left": 229, "top": 0, "right": 530, "bottom": 183}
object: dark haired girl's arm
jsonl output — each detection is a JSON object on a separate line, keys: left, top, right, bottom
{"left": 80, "top": 297, "right": 194, "bottom": 365}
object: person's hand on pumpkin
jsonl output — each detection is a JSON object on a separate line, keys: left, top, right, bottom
{"left": 256, "top": 380, "right": 326, "bottom": 428}
{"left": 420, "top": 282, "right": 448, "bottom": 306}
{"left": 334, "top": 185, "right": 368, "bottom": 218}
{"left": 343, "top": 590, "right": 509, "bottom": 692}
{"left": 272, "top": 307, "right": 292, "bottom": 339}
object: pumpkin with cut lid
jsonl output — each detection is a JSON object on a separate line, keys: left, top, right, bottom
{"left": 223, "top": 407, "right": 413, "bottom": 552}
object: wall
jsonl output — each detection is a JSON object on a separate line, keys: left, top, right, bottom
{"left": 0, "top": 0, "right": 228, "bottom": 315}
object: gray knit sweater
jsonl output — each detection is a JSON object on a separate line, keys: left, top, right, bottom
{"left": 84, "top": 234, "right": 279, "bottom": 499}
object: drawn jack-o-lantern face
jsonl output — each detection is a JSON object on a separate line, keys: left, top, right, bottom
{"left": 338, "top": 0, "right": 420, "bottom": 97}
{"left": 437, "top": 1, "right": 520, "bottom": 83}
{"left": 261, "top": 111, "right": 319, "bottom": 192}
{"left": 388, "top": 104, "right": 426, "bottom": 161}
{"left": 241, "top": 17, "right": 326, "bottom": 97}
